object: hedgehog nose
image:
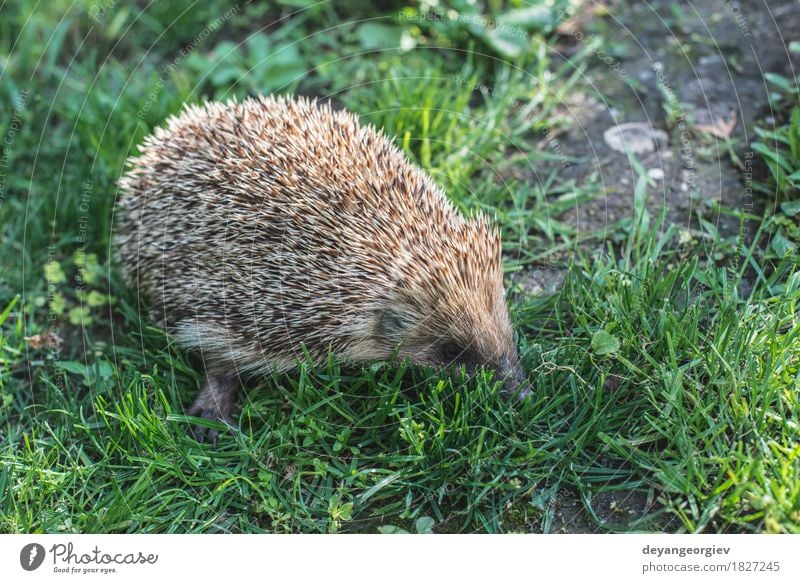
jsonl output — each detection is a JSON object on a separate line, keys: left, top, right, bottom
{"left": 500, "top": 364, "right": 531, "bottom": 402}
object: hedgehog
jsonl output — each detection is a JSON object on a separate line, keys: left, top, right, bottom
{"left": 115, "top": 95, "right": 529, "bottom": 441}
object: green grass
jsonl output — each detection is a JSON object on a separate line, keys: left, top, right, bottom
{"left": 2, "top": 1, "right": 799, "bottom": 533}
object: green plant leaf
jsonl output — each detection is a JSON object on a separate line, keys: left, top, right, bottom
{"left": 95, "top": 359, "right": 114, "bottom": 380}
{"left": 415, "top": 516, "right": 435, "bottom": 534}
{"left": 69, "top": 306, "right": 93, "bottom": 326}
{"left": 59, "top": 361, "right": 88, "bottom": 376}
{"left": 498, "top": 6, "right": 555, "bottom": 30}
{"left": 752, "top": 142, "right": 792, "bottom": 170}
{"left": 764, "top": 72, "right": 796, "bottom": 93}
{"left": 771, "top": 231, "right": 796, "bottom": 258}
{"left": 356, "top": 23, "right": 402, "bottom": 51}
{"left": 86, "top": 290, "right": 108, "bottom": 307}
{"left": 592, "top": 330, "right": 620, "bottom": 356}
{"left": 44, "top": 261, "right": 66, "bottom": 284}
{"left": 378, "top": 525, "right": 410, "bottom": 534}
{"left": 50, "top": 292, "right": 66, "bottom": 315}
{"left": 481, "top": 27, "right": 529, "bottom": 58}
{"left": 246, "top": 33, "right": 271, "bottom": 59}
{"left": 780, "top": 200, "right": 800, "bottom": 216}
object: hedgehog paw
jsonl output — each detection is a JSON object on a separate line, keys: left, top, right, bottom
{"left": 187, "top": 372, "right": 239, "bottom": 444}
{"left": 187, "top": 407, "right": 234, "bottom": 445}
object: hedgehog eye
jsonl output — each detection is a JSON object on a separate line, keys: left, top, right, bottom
{"left": 440, "top": 341, "right": 465, "bottom": 363}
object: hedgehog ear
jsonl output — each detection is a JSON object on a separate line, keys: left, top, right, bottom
{"left": 377, "top": 305, "right": 415, "bottom": 341}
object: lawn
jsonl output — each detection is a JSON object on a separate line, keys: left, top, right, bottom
{"left": 1, "top": 0, "right": 799, "bottom": 533}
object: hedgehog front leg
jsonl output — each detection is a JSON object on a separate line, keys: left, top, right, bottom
{"left": 187, "top": 371, "right": 239, "bottom": 444}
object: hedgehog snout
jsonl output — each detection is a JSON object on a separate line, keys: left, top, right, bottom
{"left": 498, "top": 355, "right": 531, "bottom": 401}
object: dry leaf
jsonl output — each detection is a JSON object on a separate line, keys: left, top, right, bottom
{"left": 280, "top": 464, "right": 297, "bottom": 486}
{"left": 25, "top": 332, "right": 64, "bottom": 351}
{"left": 696, "top": 112, "right": 737, "bottom": 139}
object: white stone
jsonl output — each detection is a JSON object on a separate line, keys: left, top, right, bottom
{"left": 603, "top": 122, "right": 669, "bottom": 155}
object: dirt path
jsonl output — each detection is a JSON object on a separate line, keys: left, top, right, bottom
{"left": 531, "top": 0, "right": 798, "bottom": 265}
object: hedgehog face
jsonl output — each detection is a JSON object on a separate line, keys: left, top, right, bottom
{"left": 374, "top": 251, "right": 530, "bottom": 400}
